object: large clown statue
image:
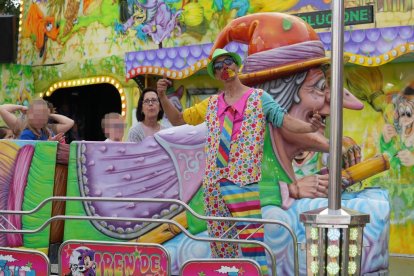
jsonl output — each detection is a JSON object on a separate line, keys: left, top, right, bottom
{"left": 205, "top": 13, "right": 365, "bottom": 211}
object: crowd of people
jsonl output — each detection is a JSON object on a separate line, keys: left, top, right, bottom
{"left": 0, "top": 85, "right": 169, "bottom": 143}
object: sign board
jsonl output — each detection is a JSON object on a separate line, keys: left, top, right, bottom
{"left": 59, "top": 240, "right": 170, "bottom": 276}
{"left": 0, "top": 247, "right": 50, "bottom": 275}
{"left": 295, "top": 5, "right": 374, "bottom": 29}
{"left": 180, "top": 259, "right": 262, "bottom": 276}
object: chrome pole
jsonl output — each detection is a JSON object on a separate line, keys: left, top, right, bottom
{"left": 328, "top": 0, "right": 345, "bottom": 211}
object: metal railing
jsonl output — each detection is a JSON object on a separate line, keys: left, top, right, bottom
{"left": 0, "top": 196, "right": 300, "bottom": 276}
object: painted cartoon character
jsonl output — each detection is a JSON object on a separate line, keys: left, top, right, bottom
{"left": 66, "top": 247, "right": 95, "bottom": 276}
{"left": 381, "top": 83, "right": 414, "bottom": 178}
{"left": 117, "top": 0, "right": 182, "bottom": 45}
{"left": 77, "top": 249, "right": 96, "bottom": 276}
{"left": 22, "top": 2, "right": 60, "bottom": 58}
{"left": 212, "top": 0, "right": 250, "bottom": 16}
{"left": 116, "top": 2, "right": 148, "bottom": 39}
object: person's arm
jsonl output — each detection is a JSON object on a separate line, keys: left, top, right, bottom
{"left": 49, "top": 113, "right": 74, "bottom": 133}
{"left": 261, "top": 91, "right": 322, "bottom": 133}
{"left": 0, "top": 104, "right": 26, "bottom": 134}
{"left": 157, "top": 78, "right": 186, "bottom": 126}
{"left": 282, "top": 113, "right": 322, "bottom": 133}
{"left": 157, "top": 78, "right": 209, "bottom": 126}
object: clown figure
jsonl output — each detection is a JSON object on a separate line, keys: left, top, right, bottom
{"left": 157, "top": 45, "right": 322, "bottom": 275}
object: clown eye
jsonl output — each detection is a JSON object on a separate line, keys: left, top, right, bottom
{"left": 314, "top": 79, "right": 326, "bottom": 93}
{"left": 406, "top": 107, "right": 412, "bottom": 118}
{"left": 399, "top": 107, "right": 406, "bottom": 116}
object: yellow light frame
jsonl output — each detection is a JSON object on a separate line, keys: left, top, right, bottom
{"left": 41, "top": 76, "right": 127, "bottom": 117}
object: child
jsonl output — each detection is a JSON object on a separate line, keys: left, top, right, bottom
{"left": 18, "top": 99, "right": 68, "bottom": 142}
{"left": 101, "top": 112, "right": 125, "bottom": 142}
{"left": 0, "top": 100, "right": 73, "bottom": 141}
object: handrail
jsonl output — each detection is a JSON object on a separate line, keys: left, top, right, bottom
{"left": 0, "top": 196, "right": 300, "bottom": 275}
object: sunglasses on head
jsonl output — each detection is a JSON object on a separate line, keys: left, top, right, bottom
{"left": 213, "top": 57, "right": 235, "bottom": 71}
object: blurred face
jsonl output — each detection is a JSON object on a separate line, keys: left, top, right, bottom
{"left": 28, "top": 103, "right": 49, "bottom": 130}
{"left": 104, "top": 117, "right": 125, "bottom": 142}
{"left": 213, "top": 55, "right": 237, "bottom": 81}
{"left": 142, "top": 91, "right": 160, "bottom": 120}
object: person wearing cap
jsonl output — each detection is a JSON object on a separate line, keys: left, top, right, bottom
{"left": 157, "top": 48, "right": 322, "bottom": 275}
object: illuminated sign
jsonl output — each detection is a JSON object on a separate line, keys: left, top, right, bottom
{"left": 295, "top": 5, "right": 374, "bottom": 29}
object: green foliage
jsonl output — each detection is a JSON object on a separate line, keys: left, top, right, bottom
{"left": 0, "top": 0, "right": 19, "bottom": 15}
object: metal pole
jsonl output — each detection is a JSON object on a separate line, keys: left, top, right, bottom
{"left": 328, "top": 0, "right": 345, "bottom": 211}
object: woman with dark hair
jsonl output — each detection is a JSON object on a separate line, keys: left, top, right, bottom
{"left": 127, "top": 87, "right": 169, "bottom": 142}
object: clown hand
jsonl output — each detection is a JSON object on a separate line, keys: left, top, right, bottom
{"left": 309, "top": 112, "right": 323, "bottom": 132}
{"left": 397, "top": 149, "right": 414, "bottom": 167}
{"left": 291, "top": 174, "right": 329, "bottom": 199}
{"left": 342, "top": 136, "right": 362, "bottom": 168}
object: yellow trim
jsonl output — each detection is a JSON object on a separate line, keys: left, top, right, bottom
{"left": 42, "top": 76, "right": 127, "bottom": 117}
{"left": 126, "top": 58, "right": 210, "bottom": 80}
{"left": 17, "top": 0, "right": 25, "bottom": 63}
{"left": 343, "top": 42, "right": 414, "bottom": 67}
{"left": 127, "top": 43, "right": 414, "bottom": 81}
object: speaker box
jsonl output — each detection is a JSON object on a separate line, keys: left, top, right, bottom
{"left": 0, "top": 15, "right": 17, "bottom": 63}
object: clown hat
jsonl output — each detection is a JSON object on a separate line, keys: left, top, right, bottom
{"left": 206, "top": 48, "right": 242, "bottom": 79}
{"left": 208, "top": 13, "right": 330, "bottom": 86}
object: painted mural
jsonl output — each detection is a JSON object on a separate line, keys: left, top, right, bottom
{"left": 343, "top": 62, "right": 414, "bottom": 255}
{"left": 157, "top": 62, "right": 414, "bottom": 258}
{"left": 18, "top": 0, "right": 414, "bottom": 66}
{"left": 0, "top": 64, "right": 34, "bottom": 126}
{"left": 0, "top": 0, "right": 412, "bottom": 274}
{"left": 165, "top": 63, "right": 414, "bottom": 257}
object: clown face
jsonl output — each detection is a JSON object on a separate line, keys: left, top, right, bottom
{"left": 275, "top": 67, "right": 363, "bottom": 156}
{"left": 398, "top": 102, "right": 414, "bottom": 129}
{"left": 133, "top": 5, "right": 147, "bottom": 25}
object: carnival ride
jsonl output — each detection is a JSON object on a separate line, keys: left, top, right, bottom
{"left": 0, "top": 129, "right": 390, "bottom": 275}
{"left": 2, "top": 1, "right": 410, "bottom": 275}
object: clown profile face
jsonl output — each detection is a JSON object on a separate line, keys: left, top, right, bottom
{"left": 289, "top": 68, "right": 330, "bottom": 133}
{"left": 397, "top": 101, "right": 414, "bottom": 129}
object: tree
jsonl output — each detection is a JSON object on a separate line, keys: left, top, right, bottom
{"left": 0, "top": 0, "right": 20, "bottom": 63}
{"left": 0, "top": 0, "right": 20, "bottom": 16}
